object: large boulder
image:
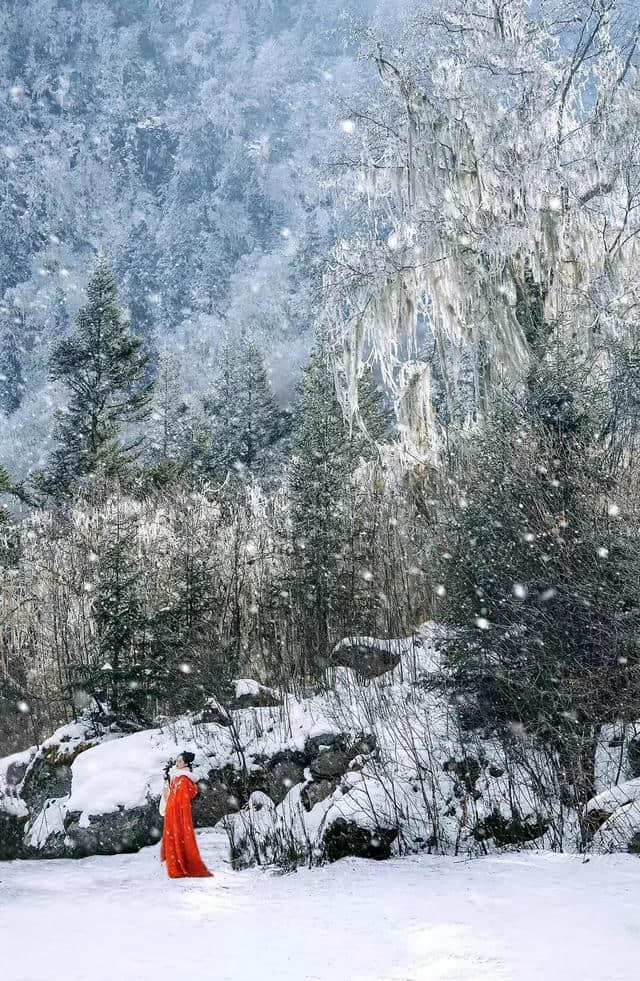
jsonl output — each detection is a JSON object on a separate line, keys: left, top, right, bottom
{"left": 228, "top": 679, "right": 281, "bottom": 710}
{"left": 191, "top": 764, "right": 247, "bottom": 826}
{"left": 591, "top": 801, "right": 640, "bottom": 853}
{"left": 248, "top": 750, "right": 307, "bottom": 806}
{"left": 193, "top": 697, "right": 232, "bottom": 728}
{"left": 0, "top": 800, "right": 28, "bottom": 860}
{"left": 588, "top": 779, "right": 640, "bottom": 852}
{"left": 322, "top": 818, "right": 398, "bottom": 862}
{"left": 21, "top": 723, "right": 111, "bottom": 819}
{"left": 331, "top": 637, "right": 402, "bottom": 679}
{"left": 63, "top": 803, "right": 163, "bottom": 857}
{"left": 305, "top": 731, "right": 376, "bottom": 781}
{"left": 472, "top": 808, "right": 548, "bottom": 846}
{"left": 301, "top": 778, "right": 337, "bottom": 812}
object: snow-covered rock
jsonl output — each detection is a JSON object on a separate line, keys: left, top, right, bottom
{"left": 0, "top": 746, "right": 36, "bottom": 858}
{"left": 0, "top": 690, "right": 372, "bottom": 861}
{"left": 331, "top": 635, "right": 404, "bottom": 678}
{"left": 587, "top": 778, "right": 640, "bottom": 853}
{"left": 322, "top": 818, "right": 398, "bottom": 861}
{"left": 229, "top": 678, "right": 281, "bottom": 709}
{"left": 4, "top": 623, "right": 640, "bottom": 868}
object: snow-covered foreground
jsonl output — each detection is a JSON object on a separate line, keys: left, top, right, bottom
{"left": 2, "top": 831, "right": 639, "bottom": 981}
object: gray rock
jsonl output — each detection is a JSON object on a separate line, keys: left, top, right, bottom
{"left": 322, "top": 818, "right": 398, "bottom": 862}
{"left": 191, "top": 765, "right": 246, "bottom": 827}
{"left": 6, "top": 757, "right": 31, "bottom": 787}
{"left": 310, "top": 748, "right": 352, "bottom": 780}
{"left": 0, "top": 807, "right": 27, "bottom": 860}
{"left": 304, "top": 731, "right": 343, "bottom": 756}
{"left": 227, "top": 680, "right": 282, "bottom": 710}
{"left": 259, "top": 753, "right": 306, "bottom": 804}
{"left": 300, "top": 778, "right": 337, "bottom": 812}
{"left": 473, "top": 808, "right": 548, "bottom": 846}
{"left": 63, "top": 804, "right": 162, "bottom": 857}
{"left": 194, "top": 698, "right": 232, "bottom": 727}
{"left": 628, "top": 736, "right": 640, "bottom": 778}
{"left": 331, "top": 639, "right": 401, "bottom": 679}
{"left": 21, "top": 734, "right": 103, "bottom": 818}
{"left": 305, "top": 732, "right": 376, "bottom": 782}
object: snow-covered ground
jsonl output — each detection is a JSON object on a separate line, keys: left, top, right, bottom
{"left": 2, "top": 830, "right": 639, "bottom": 981}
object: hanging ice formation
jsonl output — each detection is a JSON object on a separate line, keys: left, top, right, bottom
{"left": 324, "top": 1, "right": 640, "bottom": 466}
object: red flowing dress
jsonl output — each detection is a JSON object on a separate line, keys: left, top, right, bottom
{"left": 161, "top": 772, "right": 212, "bottom": 878}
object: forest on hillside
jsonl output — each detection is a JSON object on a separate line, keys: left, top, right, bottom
{"left": 3, "top": 0, "right": 640, "bottom": 837}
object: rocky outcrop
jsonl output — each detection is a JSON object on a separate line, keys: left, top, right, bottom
{"left": 331, "top": 637, "right": 402, "bottom": 679}
{"left": 21, "top": 727, "right": 108, "bottom": 819}
{"left": 63, "top": 804, "right": 163, "bottom": 857}
{"left": 193, "top": 697, "right": 232, "bottom": 727}
{"left": 628, "top": 736, "right": 640, "bottom": 779}
{"left": 1, "top": 706, "right": 376, "bottom": 862}
{"left": 322, "top": 818, "right": 398, "bottom": 862}
{"left": 0, "top": 804, "right": 28, "bottom": 860}
{"left": 301, "top": 778, "right": 336, "bottom": 812}
{"left": 472, "top": 808, "right": 548, "bottom": 846}
{"left": 588, "top": 779, "right": 640, "bottom": 853}
{"left": 228, "top": 679, "right": 281, "bottom": 710}
{"left": 248, "top": 750, "right": 307, "bottom": 805}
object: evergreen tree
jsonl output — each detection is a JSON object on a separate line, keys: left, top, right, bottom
{"left": 289, "top": 342, "right": 352, "bottom": 677}
{"left": 144, "top": 355, "right": 189, "bottom": 489}
{"left": 434, "top": 353, "right": 640, "bottom": 812}
{"left": 147, "top": 530, "right": 235, "bottom": 713}
{"left": 355, "top": 366, "right": 394, "bottom": 449}
{"left": 199, "top": 332, "right": 288, "bottom": 483}
{"left": 0, "top": 329, "right": 25, "bottom": 416}
{"left": 45, "top": 262, "right": 152, "bottom": 496}
{"left": 94, "top": 510, "right": 145, "bottom": 720}
{"left": 67, "top": 506, "right": 148, "bottom": 725}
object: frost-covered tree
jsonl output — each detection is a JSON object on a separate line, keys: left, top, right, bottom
{"left": 325, "top": 1, "right": 640, "bottom": 463}
{"left": 44, "top": 262, "right": 152, "bottom": 496}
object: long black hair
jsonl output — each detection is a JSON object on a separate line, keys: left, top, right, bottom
{"left": 180, "top": 750, "right": 195, "bottom": 770}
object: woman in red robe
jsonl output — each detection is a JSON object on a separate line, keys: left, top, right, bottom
{"left": 160, "top": 751, "right": 212, "bottom": 878}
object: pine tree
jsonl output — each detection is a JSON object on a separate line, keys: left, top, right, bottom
{"left": 355, "top": 366, "right": 394, "bottom": 449}
{"left": 289, "top": 342, "right": 353, "bottom": 677}
{"left": 434, "top": 352, "right": 640, "bottom": 811}
{"left": 45, "top": 262, "right": 152, "bottom": 496}
{"left": 94, "top": 510, "right": 145, "bottom": 720}
{"left": 66, "top": 505, "right": 148, "bottom": 725}
{"left": 144, "top": 355, "right": 189, "bottom": 488}
{"left": 147, "top": 533, "right": 233, "bottom": 713}
{"left": 199, "top": 332, "right": 288, "bottom": 483}
{"left": 0, "top": 329, "right": 25, "bottom": 416}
